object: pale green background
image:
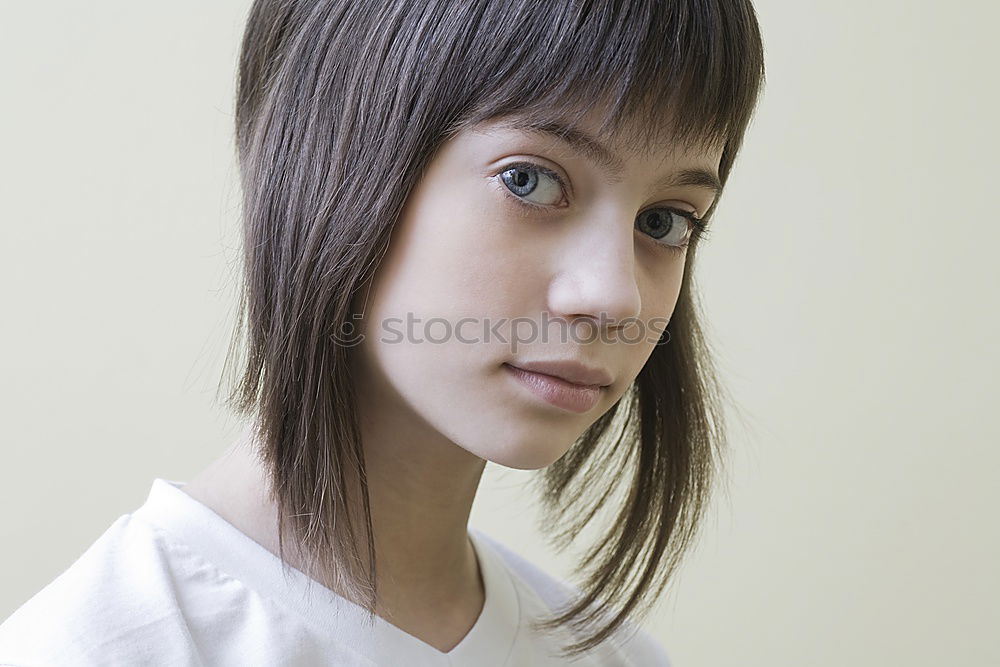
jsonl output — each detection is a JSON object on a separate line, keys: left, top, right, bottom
{"left": 1, "top": 2, "right": 997, "bottom": 665}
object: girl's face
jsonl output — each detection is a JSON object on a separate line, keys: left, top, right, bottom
{"left": 353, "top": 109, "right": 723, "bottom": 470}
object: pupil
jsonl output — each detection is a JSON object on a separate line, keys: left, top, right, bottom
{"left": 514, "top": 170, "right": 528, "bottom": 187}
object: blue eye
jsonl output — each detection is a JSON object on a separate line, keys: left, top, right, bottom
{"left": 636, "top": 208, "right": 708, "bottom": 256}
{"left": 496, "top": 161, "right": 710, "bottom": 256}
{"left": 498, "top": 162, "right": 565, "bottom": 207}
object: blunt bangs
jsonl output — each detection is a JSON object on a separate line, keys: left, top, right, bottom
{"left": 445, "top": 0, "right": 766, "bottom": 176}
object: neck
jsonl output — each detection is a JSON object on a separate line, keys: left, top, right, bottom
{"left": 181, "top": 424, "right": 487, "bottom": 634}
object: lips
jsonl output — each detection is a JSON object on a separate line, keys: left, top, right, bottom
{"left": 503, "top": 359, "right": 614, "bottom": 388}
{"left": 503, "top": 363, "right": 605, "bottom": 413}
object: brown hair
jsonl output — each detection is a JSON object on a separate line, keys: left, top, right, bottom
{"left": 221, "top": 0, "right": 765, "bottom": 658}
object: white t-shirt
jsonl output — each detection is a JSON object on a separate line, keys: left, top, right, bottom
{"left": 0, "top": 478, "right": 671, "bottom": 666}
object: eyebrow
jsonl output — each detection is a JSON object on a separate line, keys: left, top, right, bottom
{"left": 494, "top": 118, "right": 723, "bottom": 197}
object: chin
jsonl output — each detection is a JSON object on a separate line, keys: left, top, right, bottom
{"left": 468, "top": 437, "right": 573, "bottom": 471}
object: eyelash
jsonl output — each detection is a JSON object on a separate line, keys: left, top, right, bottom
{"left": 495, "top": 161, "right": 710, "bottom": 256}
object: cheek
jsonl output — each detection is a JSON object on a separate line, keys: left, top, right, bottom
{"left": 647, "top": 258, "right": 686, "bottom": 317}
{"left": 357, "top": 186, "right": 523, "bottom": 385}
{"left": 637, "top": 243, "right": 686, "bottom": 316}
{"left": 353, "top": 215, "right": 588, "bottom": 470}
{"left": 381, "top": 187, "right": 519, "bottom": 315}
{"left": 616, "top": 257, "right": 685, "bottom": 368}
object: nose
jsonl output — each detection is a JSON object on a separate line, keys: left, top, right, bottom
{"left": 545, "top": 215, "right": 642, "bottom": 331}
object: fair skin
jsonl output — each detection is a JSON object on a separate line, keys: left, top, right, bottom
{"left": 183, "top": 106, "right": 723, "bottom": 652}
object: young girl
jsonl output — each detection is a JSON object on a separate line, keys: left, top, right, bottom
{"left": 0, "top": 0, "right": 765, "bottom": 664}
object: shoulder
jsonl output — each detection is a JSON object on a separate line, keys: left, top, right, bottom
{"left": 470, "top": 528, "right": 673, "bottom": 666}
{"left": 0, "top": 514, "right": 205, "bottom": 666}
{"left": 0, "top": 508, "right": 374, "bottom": 667}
